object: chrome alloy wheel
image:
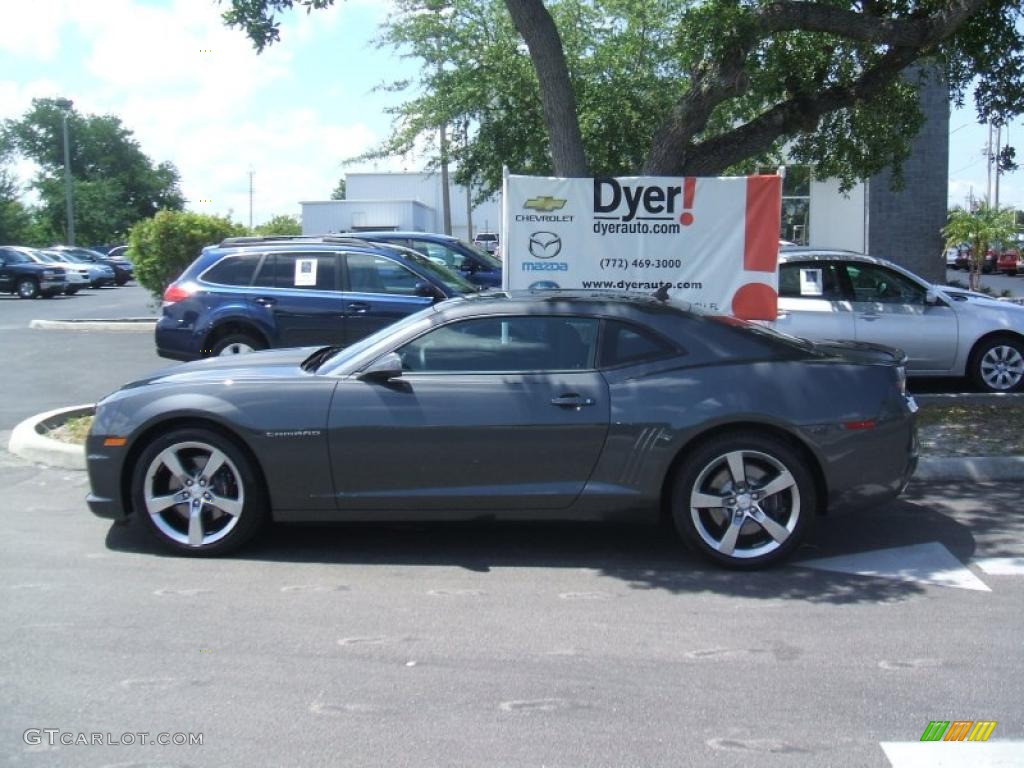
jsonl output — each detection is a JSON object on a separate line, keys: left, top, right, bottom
{"left": 689, "top": 449, "right": 801, "bottom": 560}
{"left": 979, "top": 344, "right": 1024, "bottom": 391}
{"left": 218, "top": 341, "right": 255, "bottom": 356}
{"left": 143, "top": 441, "right": 244, "bottom": 548}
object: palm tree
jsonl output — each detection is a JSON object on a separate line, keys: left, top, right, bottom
{"left": 942, "top": 204, "right": 1019, "bottom": 291}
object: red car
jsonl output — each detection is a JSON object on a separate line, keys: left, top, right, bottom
{"left": 996, "top": 246, "right": 1022, "bottom": 276}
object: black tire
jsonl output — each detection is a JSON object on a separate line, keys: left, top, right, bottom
{"left": 131, "top": 427, "right": 267, "bottom": 556}
{"left": 969, "top": 336, "right": 1024, "bottom": 393}
{"left": 210, "top": 332, "right": 266, "bottom": 357}
{"left": 16, "top": 278, "right": 39, "bottom": 299}
{"left": 116, "top": 277, "right": 128, "bottom": 286}
{"left": 64, "top": 286, "right": 80, "bottom": 295}
{"left": 670, "top": 433, "right": 816, "bottom": 569}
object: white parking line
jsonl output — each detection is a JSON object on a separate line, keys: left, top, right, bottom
{"left": 796, "top": 542, "right": 991, "bottom": 591}
{"left": 880, "top": 740, "right": 1024, "bottom": 767}
{"left": 973, "top": 557, "right": 1024, "bottom": 576}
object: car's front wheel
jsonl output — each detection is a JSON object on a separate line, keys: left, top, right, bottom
{"left": 970, "top": 337, "right": 1024, "bottom": 393}
{"left": 64, "top": 286, "right": 79, "bottom": 295}
{"left": 670, "top": 434, "right": 815, "bottom": 569}
{"left": 131, "top": 428, "right": 267, "bottom": 555}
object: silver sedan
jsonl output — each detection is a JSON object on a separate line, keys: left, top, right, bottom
{"left": 773, "top": 248, "right": 1024, "bottom": 392}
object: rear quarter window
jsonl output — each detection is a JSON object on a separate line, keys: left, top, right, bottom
{"left": 599, "top": 320, "right": 679, "bottom": 368}
{"left": 202, "top": 254, "right": 260, "bottom": 286}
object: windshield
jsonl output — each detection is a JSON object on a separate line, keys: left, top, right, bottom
{"left": 400, "top": 249, "right": 478, "bottom": 294}
{"left": 462, "top": 241, "right": 502, "bottom": 269}
{"left": 57, "top": 252, "right": 88, "bottom": 263}
{"left": 319, "top": 306, "right": 437, "bottom": 373}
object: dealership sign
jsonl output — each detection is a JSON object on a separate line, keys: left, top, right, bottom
{"left": 501, "top": 173, "right": 782, "bottom": 320}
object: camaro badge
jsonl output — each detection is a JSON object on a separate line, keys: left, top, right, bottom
{"left": 264, "top": 430, "right": 321, "bottom": 438}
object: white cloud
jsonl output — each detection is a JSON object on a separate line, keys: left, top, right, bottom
{"left": 1, "top": 0, "right": 413, "bottom": 226}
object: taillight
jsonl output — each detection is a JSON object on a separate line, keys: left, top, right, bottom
{"left": 162, "top": 282, "right": 194, "bottom": 304}
{"left": 895, "top": 365, "right": 907, "bottom": 396}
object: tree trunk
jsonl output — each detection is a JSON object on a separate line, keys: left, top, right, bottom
{"left": 504, "top": 0, "right": 587, "bottom": 177}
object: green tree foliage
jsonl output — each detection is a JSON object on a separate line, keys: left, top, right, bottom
{"left": 330, "top": 178, "right": 346, "bottom": 200}
{"left": 223, "top": 0, "right": 1023, "bottom": 198}
{"left": 128, "top": 210, "right": 246, "bottom": 297}
{"left": 3, "top": 98, "right": 185, "bottom": 244}
{"left": 253, "top": 213, "right": 302, "bottom": 235}
{"left": 943, "top": 204, "right": 1020, "bottom": 291}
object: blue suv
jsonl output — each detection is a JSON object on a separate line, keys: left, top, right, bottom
{"left": 357, "top": 231, "right": 502, "bottom": 289}
{"left": 155, "top": 236, "right": 478, "bottom": 360}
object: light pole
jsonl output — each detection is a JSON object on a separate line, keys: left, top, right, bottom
{"left": 54, "top": 98, "right": 74, "bottom": 245}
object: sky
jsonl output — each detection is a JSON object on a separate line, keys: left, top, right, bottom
{"left": 0, "top": 0, "right": 1021, "bottom": 228}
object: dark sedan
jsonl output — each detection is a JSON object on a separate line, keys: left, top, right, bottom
{"left": 86, "top": 291, "right": 918, "bottom": 568}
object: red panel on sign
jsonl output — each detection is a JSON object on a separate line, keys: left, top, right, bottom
{"left": 744, "top": 176, "right": 781, "bottom": 273}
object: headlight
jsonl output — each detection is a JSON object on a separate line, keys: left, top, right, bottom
{"left": 42, "top": 270, "right": 56, "bottom": 278}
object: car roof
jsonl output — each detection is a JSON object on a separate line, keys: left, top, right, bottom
{"left": 356, "top": 231, "right": 460, "bottom": 242}
{"left": 432, "top": 289, "right": 693, "bottom": 320}
{"left": 778, "top": 247, "right": 891, "bottom": 266}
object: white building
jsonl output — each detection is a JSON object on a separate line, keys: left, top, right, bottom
{"left": 301, "top": 172, "right": 502, "bottom": 241}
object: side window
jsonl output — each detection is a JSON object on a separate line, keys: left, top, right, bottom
{"left": 846, "top": 264, "right": 925, "bottom": 305}
{"left": 346, "top": 253, "right": 421, "bottom": 295}
{"left": 779, "top": 262, "right": 843, "bottom": 299}
{"left": 599, "top": 321, "right": 677, "bottom": 368}
{"left": 410, "top": 240, "right": 465, "bottom": 270}
{"left": 253, "top": 253, "right": 337, "bottom": 290}
{"left": 202, "top": 254, "right": 261, "bottom": 286}
{"left": 399, "top": 316, "right": 599, "bottom": 373}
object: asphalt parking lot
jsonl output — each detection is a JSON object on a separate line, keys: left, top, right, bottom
{"left": 1, "top": 284, "right": 1023, "bottom": 767}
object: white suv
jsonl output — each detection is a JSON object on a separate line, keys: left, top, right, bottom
{"left": 473, "top": 232, "right": 499, "bottom": 254}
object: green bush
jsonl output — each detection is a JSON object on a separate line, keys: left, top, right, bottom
{"left": 253, "top": 214, "right": 301, "bottom": 236}
{"left": 128, "top": 210, "right": 246, "bottom": 297}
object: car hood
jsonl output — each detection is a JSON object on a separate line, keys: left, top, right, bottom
{"left": 122, "top": 347, "right": 319, "bottom": 389}
{"left": 940, "top": 289, "right": 1024, "bottom": 316}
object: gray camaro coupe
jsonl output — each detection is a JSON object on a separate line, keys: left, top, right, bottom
{"left": 87, "top": 291, "right": 918, "bottom": 568}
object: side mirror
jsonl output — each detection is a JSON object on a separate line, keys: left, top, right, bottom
{"left": 925, "top": 289, "right": 940, "bottom": 305}
{"left": 359, "top": 352, "right": 403, "bottom": 382}
{"left": 414, "top": 281, "right": 443, "bottom": 301}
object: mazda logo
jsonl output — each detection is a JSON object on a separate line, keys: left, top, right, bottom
{"left": 529, "top": 231, "right": 562, "bottom": 259}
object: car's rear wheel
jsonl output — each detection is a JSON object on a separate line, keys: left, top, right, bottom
{"left": 670, "top": 434, "right": 815, "bottom": 569}
{"left": 131, "top": 428, "right": 267, "bottom": 555}
{"left": 64, "top": 286, "right": 79, "bottom": 295}
{"left": 970, "top": 337, "right": 1024, "bottom": 392}
{"left": 16, "top": 278, "right": 39, "bottom": 299}
{"left": 211, "top": 332, "right": 265, "bottom": 357}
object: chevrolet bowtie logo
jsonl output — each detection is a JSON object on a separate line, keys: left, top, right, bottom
{"left": 523, "top": 196, "right": 567, "bottom": 212}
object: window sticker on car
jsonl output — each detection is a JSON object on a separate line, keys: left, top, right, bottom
{"left": 800, "top": 268, "right": 823, "bottom": 296}
{"left": 294, "top": 258, "right": 317, "bottom": 287}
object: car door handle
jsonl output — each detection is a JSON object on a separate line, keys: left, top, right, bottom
{"left": 550, "top": 394, "right": 595, "bottom": 408}
{"left": 859, "top": 313, "right": 880, "bottom": 321}
{"left": 254, "top": 296, "right": 277, "bottom": 307}
{"left": 347, "top": 302, "right": 370, "bottom": 314}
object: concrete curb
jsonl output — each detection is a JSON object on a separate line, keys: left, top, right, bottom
{"left": 8, "top": 404, "right": 93, "bottom": 470}
{"left": 913, "top": 456, "right": 1024, "bottom": 482}
{"left": 31, "top": 318, "right": 156, "bottom": 332}
{"left": 7, "top": 405, "right": 1024, "bottom": 483}
{"left": 915, "top": 392, "right": 1024, "bottom": 406}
